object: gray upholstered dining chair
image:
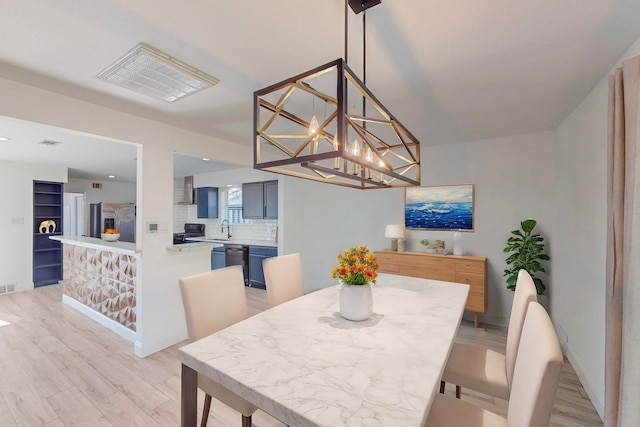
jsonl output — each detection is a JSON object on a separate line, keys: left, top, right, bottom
{"left": 440, "top": 269, "right": 537, "bottom": 399}
{"left": 425, "top": 302, "right": 563, "bottom": 427}
{"left": 263, "top": 253, "right": 304, "bottom": 308}
{"left": 179, "top": 266, "right": 257, "bottom": 427}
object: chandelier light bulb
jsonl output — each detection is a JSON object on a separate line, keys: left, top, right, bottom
{"left": 352, "top": 139, "right": 360, "bottom": 156}
{"left": 309, "top": 115, "right": 319, "bottom": 154}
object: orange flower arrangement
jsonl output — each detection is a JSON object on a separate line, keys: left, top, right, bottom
{"left": 331, "top": 245, "right": 379, "bottom": 285}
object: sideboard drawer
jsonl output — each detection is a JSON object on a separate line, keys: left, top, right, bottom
{"left": 455, "top": 259, "right": 484, "bottom": 274}
{"left": 455, "top": 271, "right": 484, "bottom": 290}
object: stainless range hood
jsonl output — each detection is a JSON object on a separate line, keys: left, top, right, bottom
{"left": 178, "top": 176, "right": 196, "bottom": 204}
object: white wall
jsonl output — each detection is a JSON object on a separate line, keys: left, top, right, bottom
{"left": 280, "top": 175, "right": 405, "bottom": 291}
{"left": 552, "top": 34, "right": 640, "bottom": 418}
{"left": 66, "top": 177, "right": 136, "bottom": 236}
{"left": 0, "top": 76, "right": 253, "bottom": 357}
{"left": 415, "top": 132, "right": 557, "bottom": 325}
{"left": 0, "top": 159, "right": 67, "bottom": 291}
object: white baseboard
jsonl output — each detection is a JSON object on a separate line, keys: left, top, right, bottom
{"left": 565, "top": 347, "right": 604, "bottom": 420}
{"left": 62, "top": 295, "right": 137, "bottom": 343}
{"left": 17, "top": 281, "right": 34, "bottom": 292}
{"left": 134, "top": 331, "right": 188, "bottom": 358}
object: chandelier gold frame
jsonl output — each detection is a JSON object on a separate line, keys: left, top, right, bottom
{"left": 253, "top": 4, "right": 420, "bottom": 189}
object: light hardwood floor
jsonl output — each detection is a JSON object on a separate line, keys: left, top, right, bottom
{"left": 0, "top": 285, "right": 602, "bottom": 427}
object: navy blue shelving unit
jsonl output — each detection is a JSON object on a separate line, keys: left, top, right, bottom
{"left": 33, "top": 180, "right": 63, "bottom": 287}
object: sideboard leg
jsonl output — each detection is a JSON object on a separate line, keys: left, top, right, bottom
{"left": 474, "top": 312, "right": 479, "bottom": 328}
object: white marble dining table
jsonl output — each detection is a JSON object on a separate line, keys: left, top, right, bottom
{"left": 178, "top": 273, "right": 469, "bottom": 427}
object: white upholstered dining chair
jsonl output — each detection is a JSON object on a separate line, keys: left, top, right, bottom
{"left": 440, "top": 269, "right": 537, "bottom": 399}
{"left": 263, "top": 253, "right": 304, "bottom": 308}
{"left": 426, "top": 302, "right": 563, "bottom": 427}
{"left": 179, "top": 266, "right": 257, "bottom": 427}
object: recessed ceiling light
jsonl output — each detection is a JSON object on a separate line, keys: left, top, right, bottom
{"left": 108, "top": 175, "right": 116, "bottom": 179}
{"left": 0, "top": 136, "right": 10, "bottom": 141}
{"left": 97, "top": 43, "right": 219, "bottom": 103}
{"left": 202, "top": 157, "right": 210, "bottom": 161}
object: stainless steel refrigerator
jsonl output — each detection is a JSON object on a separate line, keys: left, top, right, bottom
{"left": 89, "top": 203, "right": 136, "bottom": 243}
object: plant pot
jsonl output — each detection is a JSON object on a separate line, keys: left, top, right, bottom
{"left": 339, "top": 282, "right": 373, "bottom": 321}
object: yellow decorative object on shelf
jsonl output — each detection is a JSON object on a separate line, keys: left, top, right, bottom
{"left": 39, "top": 220, "right": 56, "bottom": 234}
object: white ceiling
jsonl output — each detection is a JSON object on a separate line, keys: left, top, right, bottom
{"left": 1, "top": 0, "right": 640, "bottom": 181}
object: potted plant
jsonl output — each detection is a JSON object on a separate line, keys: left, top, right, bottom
{"left": 503, "top": 219, "right": 550, "bottom": 295}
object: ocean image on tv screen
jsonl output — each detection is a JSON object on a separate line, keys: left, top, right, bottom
{"left": 405, "top": 185, "right": 474, "bottom": 230}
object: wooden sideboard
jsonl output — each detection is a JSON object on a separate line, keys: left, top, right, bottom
{"left": 375, "top": 250, "right": 487, "bottom": 327}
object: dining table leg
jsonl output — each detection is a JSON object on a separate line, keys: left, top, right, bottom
{"left": 181, "top": 363, "right": 198, "bottom": 427}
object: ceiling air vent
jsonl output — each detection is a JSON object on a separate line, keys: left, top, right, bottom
{"left": 39, "top": 140, "right": 62, "bottom": 146}
{"left": 96, "top": 43, "right": 219, "bottom": 102}
{"left": 92, "top": 182, "right": 103, "bottom": 189}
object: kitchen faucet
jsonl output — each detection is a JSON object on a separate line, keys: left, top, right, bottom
{"left": 221, "top": 219, "right": 232, "bottom": 239}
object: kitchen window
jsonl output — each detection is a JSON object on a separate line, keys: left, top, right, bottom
{"left": 222, "top": 186, "right": 248, "bottom": 225}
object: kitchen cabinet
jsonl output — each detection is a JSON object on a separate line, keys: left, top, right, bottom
{"left": 33, "top": 180, "right": 63, "bottom": 287}
{"left": 197, "top": 187, "right": 218, "bottom": 218}
{"left": 211, "top": 246, "right": 225, "bottom": 270}
{"left": 264, "top": 180, "right": 278, "bottom": 219}
{"left": 242, "top": 180, "right": 278, "bottom": 219}
{"left": 248, "top": 245, "right": 277, "bottom": 289}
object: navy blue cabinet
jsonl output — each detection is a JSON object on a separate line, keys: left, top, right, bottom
{"left": 264, "top": 181, "right": 278, "bottom": 219}
{"left": 248, "top": 245, "right": 277, "bottom": 289}
{"left": 33, "top": 181, "right": 63, "bottom": 287}
{"left": 197, "top": 187, "right": 218, "bottom": 219}
{"left": 211, "top": 246, "right": 225, "bottom": 270}
{"left": 242, "top": 181, "right": 278, "bottom": 219}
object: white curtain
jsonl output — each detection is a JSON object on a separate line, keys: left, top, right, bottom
{"left": 605, "top": 56, "right": 640, "bottom": 427}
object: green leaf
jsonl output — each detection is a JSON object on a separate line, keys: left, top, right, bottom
{"left": 521, "top": 219, "right": 537, "bottom": 233}
{"left": 533, "top": 277, "right": 546, "bottom": 295}
{"left": 504, "top": 218, "right": 549, "bottom": 293}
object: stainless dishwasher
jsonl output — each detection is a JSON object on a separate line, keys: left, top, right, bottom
{"left": 225, "top": 244, "right": 249, "bottom": 285}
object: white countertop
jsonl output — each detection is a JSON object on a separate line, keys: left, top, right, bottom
{"left": 179, "top": 273, "right": 469, "bottom": 427}
{"left": 50, "top": 235, "right": 138, "bottom": 256}
{"left": 167, "top": 242, "right": 223, "bottom": 253}
{"left": 185, "top": 237, "right": 277, "bottom": 247}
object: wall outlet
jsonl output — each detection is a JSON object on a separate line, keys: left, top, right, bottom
{"left": 11, "top": 216, "right": 24, "bottom": 225}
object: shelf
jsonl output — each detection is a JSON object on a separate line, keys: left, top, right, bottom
{"left": 34, "top": 263, "right": 62, "bottom": 269}
{"left": 34, "top": 247, "right": 62, "bottom": 253}
{"left": 33, "top": 180, "right": 63, "bottom": 287}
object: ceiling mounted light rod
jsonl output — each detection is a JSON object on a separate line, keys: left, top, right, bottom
{"left": 253, "top": 0, "right": 420, "bottom": 189}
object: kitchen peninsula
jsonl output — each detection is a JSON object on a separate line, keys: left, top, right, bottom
{"left": 50, "top": 235, "right": 141, "bottom": 342}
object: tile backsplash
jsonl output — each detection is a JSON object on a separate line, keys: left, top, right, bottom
{"left": 173, "top": 186, "right": 277, "bottom": 241}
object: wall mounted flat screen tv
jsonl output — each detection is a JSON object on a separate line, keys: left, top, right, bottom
{"left": 405, "top": 184, "right": 474, "bottom": 231}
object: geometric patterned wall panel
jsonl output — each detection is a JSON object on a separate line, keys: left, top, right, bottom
{"left": 62, "top": 244, "right": 137, "bottom": 331}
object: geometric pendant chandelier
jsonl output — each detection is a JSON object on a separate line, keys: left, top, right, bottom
{"left": 253, "top": 1, "right": 420, "bottom": 189}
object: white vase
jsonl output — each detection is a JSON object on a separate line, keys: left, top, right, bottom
{"left": 339, "top": 282, "right": 373, "bottom": 321}
{"left": 453, "top": 231, "right": 463, "bottom": 255}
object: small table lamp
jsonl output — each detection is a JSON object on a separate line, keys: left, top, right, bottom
{"left": 385, "top": 224, "right": 404, "bottom": 251}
